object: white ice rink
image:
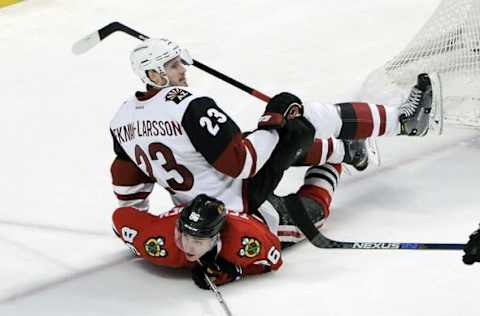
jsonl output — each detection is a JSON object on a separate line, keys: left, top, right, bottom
{"left": 0, "top": 0, "right": 478, "bottom": 315}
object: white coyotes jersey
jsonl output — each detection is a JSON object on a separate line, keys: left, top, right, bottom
{"left": 110, "top": 86, "right": 247, "bottom": 212}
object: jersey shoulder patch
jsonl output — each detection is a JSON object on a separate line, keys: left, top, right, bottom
{"left": 238, "top": 236, "right": 262, "bottom": 258}
{"left": 165, "top": 87, "right": 192, "bottom": 104}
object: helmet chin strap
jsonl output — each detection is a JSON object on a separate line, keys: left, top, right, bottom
{"left": 146, "top": 68, "right": 170, "bottom": 88}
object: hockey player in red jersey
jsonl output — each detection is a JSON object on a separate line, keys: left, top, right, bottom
{"left": 113, "top": 194, "right": 283, "bottom": 288}
{"left": 110, "top": 37, "right": 434, "bottom": 215}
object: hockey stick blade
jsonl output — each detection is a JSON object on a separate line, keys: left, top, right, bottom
{"left": 72, "top": 31, "right": 101, "bottom": 55}
{"left": 310, "top": 230, "right": 465, "bottom": 250}
{"left": 72, "top": 22, "right": 150, "bottom": 55}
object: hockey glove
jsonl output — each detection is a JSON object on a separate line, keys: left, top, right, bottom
{"left": 191, "top": 257, "right": 242, "bottom": 290}
{"left": 463, "top": 224, "right": 480, "bottom": 265}
{"left": 268, "top": 117, "right": 315, "bottom": 171}
{"left": 258, "top": 92, "right": 304, "bottom": 130}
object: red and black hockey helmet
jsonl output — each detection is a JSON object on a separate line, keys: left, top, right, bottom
{"left": 177, "top": 194, "right": 227, "bottom": 238}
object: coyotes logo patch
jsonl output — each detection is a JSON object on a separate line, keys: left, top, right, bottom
{"left": 238, "top": 237, "right": 261, "bottom": 258}
{"left": 144, "top": 236, "right": 168, "bottom": 257}
{"left": 165, "top": 88, "right": 192, "bottom": 104}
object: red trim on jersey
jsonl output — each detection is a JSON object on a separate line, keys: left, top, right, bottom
{"left": 302, "top": 138, "right": 323, "bottom": 165}
{"left": 111, "top": 158, "right": 154, "bottom": 186}
{"left": 213, "top": 133, "right": 248, "bottom": 178}
{"left": 352, "top": 102, "right": 374, "bottom": 138}
{"left": 377, "top": 105, "right": 387, "bottom": 136}
{"left": 297, "top": 185, "right": 332, "bottom": 218}
{"left": 115, "top": 192, "right": 151, "bottom": 201}
{"left": 327, "top": 138, "right": 333, "bottom": 159}
{"left": 135, "top": 87, "right": 161, "bottom": 101}
{"left": 257, "top": 112, "right": 284, "bottom": 128}
{"left": 278, "top": 221, "right": 324, "bottom": 238}
{"left": 243, "top": 138, "right": 257, "bottom": 177}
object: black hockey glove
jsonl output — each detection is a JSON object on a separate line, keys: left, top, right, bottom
{"left": 463, "top": 224, "right": 480, "bottom": 265}
{"left": 191, "top": 256, "right": 242, "bottom": 290}
{"left": 258, "top": 92, "right": 304, "bottom": 130}
{"left": 267, "top": 117, "right": 315, "bottom": 171}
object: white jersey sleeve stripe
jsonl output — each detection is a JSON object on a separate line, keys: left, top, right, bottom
{"left": 113, "top": 183, "right": 155, "bottom": 195}
{"left": 118, "top": 199, "right": 150, "bottom": 211}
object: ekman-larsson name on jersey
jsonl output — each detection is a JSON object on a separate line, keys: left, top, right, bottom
{"left": 112, "top": 120, "right": 183, "bottom": 144}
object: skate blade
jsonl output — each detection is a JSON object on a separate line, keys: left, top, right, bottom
{"left": 366, "top": 137, "right": 381, "bottom": 167}
{"left": 428, "top": 72, "right": 444, "bottom": 135}
{"left": 343, "top": 137, "right": 381, "bottom": 175}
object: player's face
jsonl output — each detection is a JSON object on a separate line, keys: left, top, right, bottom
{"left": 165, "top": 56, "right": 187, "bottom": 87}
{"left": 180, "top": 233, "right": 216, "bottom": 262}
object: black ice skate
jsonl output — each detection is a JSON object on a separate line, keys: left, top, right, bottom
{"left": 342, "top": 139, "right": 369, "bottom": 171}
{"left": 399, "top": 73, "right": 434, "bottom": 136}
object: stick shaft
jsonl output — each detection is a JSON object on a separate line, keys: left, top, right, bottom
{"left": 203, "top": 273, "right": 233, "bottom": 316}
{"left": 73, "top": 22, "right": 271, "bottom": 103}
{"left": 311, "top": 231, "right": 465, "bottom": 250}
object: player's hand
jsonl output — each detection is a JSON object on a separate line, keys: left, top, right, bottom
{"left": 268, "top": 117, "right": 315, "bottom": 171}
{"left": 191, "top": 257, "right": 242, "bottom": 289}
{"left": 463, "top": 225, "right": 480, "bottom": 265}
{"left": 258, "top": 92, "right": 304, "bottom": 130}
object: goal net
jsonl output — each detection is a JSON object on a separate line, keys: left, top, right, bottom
{"left": 359, "top": 0, "right": 480, "bottom": 127}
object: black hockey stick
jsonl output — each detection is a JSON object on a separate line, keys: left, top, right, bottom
{"left": 311, "top": 231, "right": 465, "bottom": 250}
{"left": 72, "top": 21, "right": 271, "bottom": 102}
{"left": 289, "top": 207, "right": 465, "bottom": 250}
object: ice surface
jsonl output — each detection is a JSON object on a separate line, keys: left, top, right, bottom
{"left": 0, "top": 0, "right": 478, "bottom": 315}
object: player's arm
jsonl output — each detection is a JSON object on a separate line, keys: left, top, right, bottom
{"left": 110, "top": 131, "right": 155, "bottom": 211}
{"left": 112, "top": 206, "right": 189, "bottom": 268}
{"left": 234, "top": 215, "right": 283, "bottom": 276}
{"left": 192, "top": 214, "right": 283, "bottom": 289}
{"left": 182, "top": 97, "right": 280, "bottom": 179}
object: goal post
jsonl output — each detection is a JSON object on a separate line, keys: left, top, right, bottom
{"left": 359, "top": 0, "right": 480, "bottom": 127}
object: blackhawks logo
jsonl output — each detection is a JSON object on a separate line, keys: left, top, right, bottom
{"left": 144, "top": 236, "right": 168, "bottom": 257}
{"left": 165, "top": 88, "right": 192, "bottom": 104}
{"left": 238, "top": 237, "right": 261, "bottom": 258}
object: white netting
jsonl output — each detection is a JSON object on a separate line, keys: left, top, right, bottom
{"left": 360, "top": 0, "right": 480, "bottom": 127}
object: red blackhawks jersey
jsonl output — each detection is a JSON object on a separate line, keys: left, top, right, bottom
{"left": 112, "top": 206, "right": 283, "bottom": 275}
{"left": 110, "top": 86, "right": 279, "bottom": 212}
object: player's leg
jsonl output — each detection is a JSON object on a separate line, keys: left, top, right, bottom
{"left": 246, "top": 117, "right": 315, "bottom": 212}
{"left": 304, "top": 73, "right": 433, "bottom": 139}
{"left": 257, "top": 163, "right": 341, "bottom": 249}
{"left": 294, "top": 137, "right": 368, "bottom": 171}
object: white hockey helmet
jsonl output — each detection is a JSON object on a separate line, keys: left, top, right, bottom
{"left": 130, "top": 38, "right": 192, "bottom": 88}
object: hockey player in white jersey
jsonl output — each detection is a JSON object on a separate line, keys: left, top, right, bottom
{"left": 110, "top": 39, "right": 315, "bottom": 213}
{"left": 110, "top": 38, "right": 434, "bottom": 214}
